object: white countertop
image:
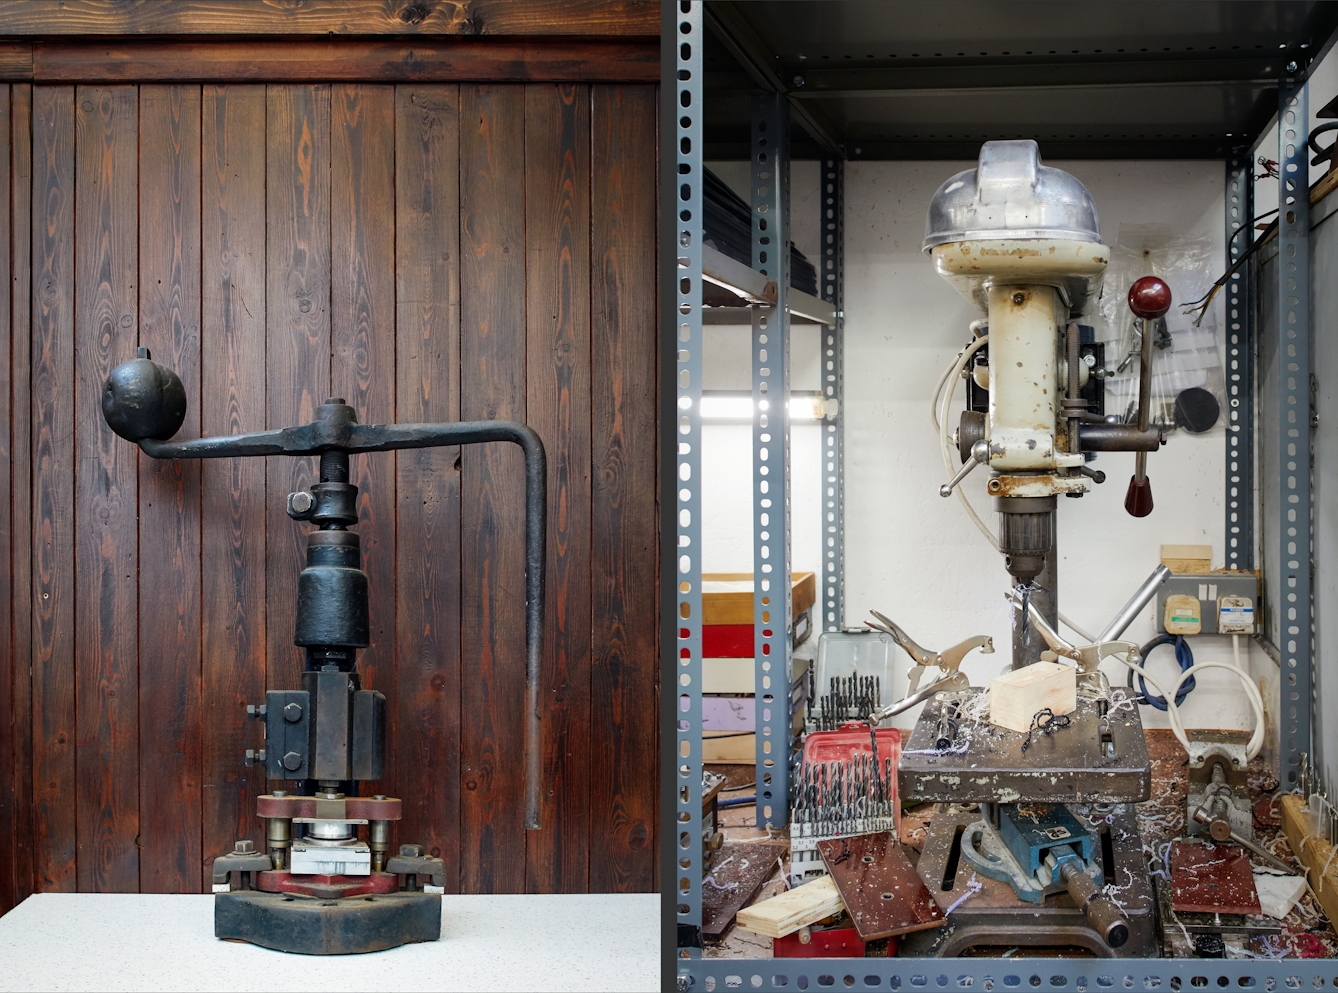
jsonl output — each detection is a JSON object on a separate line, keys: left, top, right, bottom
{"left": 0, "top": 892, "right": 660, "bottom": 992}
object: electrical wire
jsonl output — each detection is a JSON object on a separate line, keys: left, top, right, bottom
{"left": 1126, "top": 634, "right": 1196, "bottom": 710}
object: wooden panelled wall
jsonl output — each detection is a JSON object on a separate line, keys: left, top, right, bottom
{"left": 0, "top": 80, "right": 659, "bottom": 911}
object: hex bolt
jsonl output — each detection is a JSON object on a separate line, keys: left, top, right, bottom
{"left": 286, "top": 490, "right": 316, "bottom": 520}
{"left": 245, "top": 704, "right": 266, "bottom": 719}
{"left": 244, "top": 748, "right": 266, "bottom": 766}
{"left": 235, "top": 839, "right": 255, "bottom": 854}
{"left": 399, "top": 843, "right": 425, "bottom": 858}
{"left": 282, "top": 750, "right": 303, "bottom": 771}
{"left": 283, "top": 702, "right": 303, "bottom": 723}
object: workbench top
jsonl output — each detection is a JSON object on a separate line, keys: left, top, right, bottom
{"left": 0, "top": 892, "right": 659, "bottom": 992}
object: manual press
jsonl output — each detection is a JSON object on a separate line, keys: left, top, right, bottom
{"left": 100, "top": 349, "right": 546, "bottom": 955}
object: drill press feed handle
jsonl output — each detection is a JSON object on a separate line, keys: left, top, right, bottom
{"left": 1124, "top": 275, "right": 1172, "bottom": 518}
{"left": 102, "top": 348, "right": 548, "bottom": 831}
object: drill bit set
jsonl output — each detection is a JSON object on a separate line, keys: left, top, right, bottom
{"left": 807, "top": 669, "right": 883, "bottom": 731}
{"left": 790, "top": 727, "right": 901, "bottom": 881}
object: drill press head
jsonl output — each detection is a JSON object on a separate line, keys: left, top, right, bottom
{"left": 924, "top": 141, "right": 1109, "bottom": 585}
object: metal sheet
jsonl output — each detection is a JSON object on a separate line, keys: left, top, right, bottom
{"left": 817, "top": 833, "right": 944, "bottom": 940}
{"left": 1170, "top": 840, "right": 1262, "bottom": 915}
{"left": 898, "top": 690, "right": 1152, "bottom": 804}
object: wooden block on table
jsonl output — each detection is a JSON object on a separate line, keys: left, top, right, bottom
{"left": 735, "top": 874, "right": 844, "bottom": 938}
{"left": 1161, "top": 544, "right": 1212, "bottom": 574}
{"left": 988, "top": 661, "right": 1076, "bottom": 733}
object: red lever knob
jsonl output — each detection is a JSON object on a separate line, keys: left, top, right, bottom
{"left": 1128, "top": 276, "right": 1172, "bottom": 320}
{"left": 1124, "top": 475, "right": 1153, "bottom": 518}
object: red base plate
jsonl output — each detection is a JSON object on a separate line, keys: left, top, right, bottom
{"left": 258, "top": 870, "right": 400, "bottom": 899}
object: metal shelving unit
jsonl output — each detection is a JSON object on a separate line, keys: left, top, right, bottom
{"left": 662, "top": 1, "right": 1338, "bottom": 985}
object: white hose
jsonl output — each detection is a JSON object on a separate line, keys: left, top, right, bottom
{"left": 1106, "top": 650, "right": 1267, "bottom": 761}
{"left": 933, "top": 336, "right": 999, "bottom": 551}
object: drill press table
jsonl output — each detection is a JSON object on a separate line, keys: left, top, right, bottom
{"left": 0, "top": 892, "right": 658, "bottom": 992}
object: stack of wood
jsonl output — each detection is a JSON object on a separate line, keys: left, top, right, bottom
{"left": 701, "top": 571, "right": 814, "bottom": 764}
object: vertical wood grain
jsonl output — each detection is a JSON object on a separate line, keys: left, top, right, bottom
{"left": 459, "top": 83, "right": 527, "bottom": 894}
{"left": 137, "top": 83, "right": 202, "bottom": 893}
{"left": 331, "top": 83, "right": 396, "bottom": 797}
{"left": 0, "top": 84, "right": 13, "bottom": 914}
{"left": 201, "top": 84, "right": 268, "bottom": 876}
{"left": 523, "top": 82, "right": 592, "bottom": 895}
{"left": 394, "top": 83, "right": 461, "bottom": 882}
{"left": 266, "top": 84, "right": 330, "bottom": 695}
{"left": 9, "top": 83, "right": 34, "bottom": 907}
{"left": 589, "top": 84, "right": 657, "bottom": 892}
{"left": 73, "top": 84, "right": 139, "bottom": 893}
{"left": 31, "top": 85, "right": 77, "bottom": 893}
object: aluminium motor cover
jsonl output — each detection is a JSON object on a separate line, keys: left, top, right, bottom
{"left": 924, "top": 140, "right": 1108, "bottom": 314}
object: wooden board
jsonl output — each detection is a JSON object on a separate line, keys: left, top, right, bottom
{"left": 524, "top": 82, "right": 592, "bottom": 895}
{"left": 0, "top": 85, "right": 12, "bottom": 915}
{"left": 6, "top": 83, "right": 36, "bottom": 914}
{"left": 702, "top": 572, "right": 817, "bottom": 626}
{"left": 1280, "top": 794, "right": 1338, "bottom": 927}
{"left": 394, "top": 83, "right": 462, "bottom": 887}
{"left": 736, "top": 874, "right": 845, "bottom": 939}
{"left": 137, "top": 83, "right": 203, "bottom": 894}
{"left": 30, "top": 85, "right": 77, "bottom": 894}
{"left": 27, "top": 40, "right": 659, "bottom": 84}
{"left": 74, "top": 84, "right": 140, "bottom": 892}
{"left": 459, "top": 83, "right": 528, "bottom": 895}
{"left": 988, "top": 660, "right": 1077, "bottom": 734}
{"left": 702, "top": 841, "right": 787, "bottom": 940}
{"left": 0, "top": 1, "right": 661, "bottom": 37}
{"left": 589, "top": 84, "right": 658, "bottom": 893}
{"left": 1161, "top": 544, "right": 1212, "bottom": 574}
{"left": 200, "top": 83, "right": 269, "bottom": 878}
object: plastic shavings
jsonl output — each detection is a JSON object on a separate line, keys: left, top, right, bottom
{"left": 703, "top": 875, "right": 737, "bottom": 891}
{"left": 945, "top": 873, "right": 983, "bottom": 914}
{"left": 904, "top": 743, "right": 970, "bottom": 756}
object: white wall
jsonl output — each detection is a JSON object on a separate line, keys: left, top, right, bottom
{"left": 701, "top": 153, "right": 1277, "bottom": 740}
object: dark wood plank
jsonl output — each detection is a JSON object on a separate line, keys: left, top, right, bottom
{"left": 0, "top": 84, "right": 13, "bottom": 915}
{"left": 0, "top": 1, "right": 660, "bottom": 36}
{"left": 523, "top": 82, "right": 592, "bottom": 895}
{"left": 588, "top": 83, "right": 657, "bottom": 893}
{"left": 9, "top": 82, "right": 35, "bottom": 908}
{"left": 394, "top": 83, "right": 462, "bottom": 886}
{"left": 0, "top": 45, "right": 32, "bottom": 80}
{"left": 73, "top": 84, "right": 139, "bottom": 892}
{"left": 266, "top": 83, "right": 331, "bottom": 698}
{"left": 459, "top": 83, "right": 527, "bottom": 895}
{"left": 30, "top": 85, "right": 77, "bottom": 894}
{"left": 137, "top": 83, "right": 202, "bottom": 894}
{"left": 30, "top": 39, "right": 660, "bottom": 84}
{"left": 200, "top": 84, "right": 269, "bottom": 878}
{"left": 331, "top": 83, "right": 396, "bottom": 797}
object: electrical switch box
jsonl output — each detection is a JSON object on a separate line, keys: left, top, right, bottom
{"left": 1155, "top": 572, "right": 1258, "bottom": 636}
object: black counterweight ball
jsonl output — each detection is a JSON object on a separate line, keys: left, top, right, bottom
{"left": 102, "top": 348, "right": 187, "bottom": 442}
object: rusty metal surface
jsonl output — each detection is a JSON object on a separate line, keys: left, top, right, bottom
{"left": 817, "top": 833, "right": 944, "bottom": 940}
{"left": 702, "top": 841, "right": 788, "bottom": 941}
{"left": 898, "top": 805, "right": 1157, "bottom": 959}
{"left": 255, "top": 794, "right": 402, "bottom": 821}
{"left": 898, "top": 690, "right": 1151, "bottom": 804}
{"left": 1170, "top": 840, "right": 1261, "bottom": 915}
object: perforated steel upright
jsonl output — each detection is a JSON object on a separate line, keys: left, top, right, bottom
{"left": 751, "top": 93, "right": 792, "bottom": 829}
{"left": 1226, "top": 153, "right": 1256, "bottom": 570}
{"left": 1276, "top": 77, "right": 1313, "bottom": 789}
{"left": 664, "top": 0, "right": 705, "bottom": 954}
{"left": 820, "top": 159, "right": 845, "bottom": 634}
